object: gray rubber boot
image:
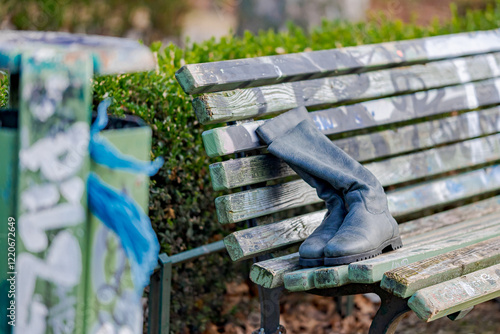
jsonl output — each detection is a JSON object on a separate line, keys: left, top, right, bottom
{"left": 292, "top": 164, "right": 347, "bottom": 267}
{"left": 257, "top": 108, "right": 347, "bottom": 267}
{"left": 257, "top": 107, "right": 402, "bottom": 266}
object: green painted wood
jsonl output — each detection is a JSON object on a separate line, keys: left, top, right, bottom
{"left": 202, "top": 76, "right": 500, "bottom": 157}
{"left": 16, "top": 50, "right": 92, "bottom": 334}
{"left": 210, "top": 154, "right": 293, "bottom": 191}
{"left": 408, "top": 263, "right": 500, "bottom": 322}
{"left": 256, "top": 215, "right": 500, "bottom": 290}
{"left": 224, "top": 210, "right": 326, "bottom": 261}
{"left": 87, "top": 124, "right": 152, "bottom": 333}
{"left": 311, "top": 265, "right": 351, "bottom": 291}
{"left": 0, "top": 31, "right": 155, "bottom": 75}
{"left": 226, "top": 193, "right": 500, "bottom": 263}
{"left": 396, "top": 195, "right": 500, "bottom": 239}
{"left": 175, "top": 29, "right": 500, "bottom": 94}
{"left": 194, "top": 53, "right": 500, "bottom": 124}
{"left": 0, "top": 120, "right": 17, "bottom": 334}
{"left": 311, "top": 212, "right": 500, "bottom": 291}
{"left": 387, "top": 165, "right": 500, "bottom": 217}
{"left": 381, "top": 236, "right": 500, "bottom": 298}
{"left": 249, "top": 252, "right": 301, "bottom": 289}
{"left": 348, "top": 216, "right": 500, "bottom": 284}
{"left": 283, "top": 267, "right": 321, "bottom": 292}
{"left": 215, "top": 147, "right": 500, "bottom": 224}
{"left": 283, "top": 199, "right": 500, "bottom": 291}
{"left": 148, "top": 253, "right": 172, "bottom": 334}
{"left": 367, "top": 133, "right": 500, "bottom": 186}
{"left": 210, "top": 107, "right": 500, "bottom": 190}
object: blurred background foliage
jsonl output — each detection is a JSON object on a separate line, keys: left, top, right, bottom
{"left": 3, "top": 0, "right": 500, "bottom": 332}
{"left": 0, "top": 0, "right": 188, "bottom": 43}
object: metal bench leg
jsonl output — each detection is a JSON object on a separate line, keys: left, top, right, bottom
{"left": 254, "top": 286, "right": 284, "bottom": 334}
{"left": 335, "top": 295, "right": 355, "bottom": 317}
{"left": 148, "top": 254, "right": 172, "bottom": 334}
{"left": 369, "top": 288, "right": 410, "bottom": 334}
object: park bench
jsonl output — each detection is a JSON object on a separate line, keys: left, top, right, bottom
{"left": 175, "top": 29, "right": 500, "bottom": 333}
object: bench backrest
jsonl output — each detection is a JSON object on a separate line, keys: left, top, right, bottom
{"left": 176, "top": 29, "right": 500, "bottom": 263}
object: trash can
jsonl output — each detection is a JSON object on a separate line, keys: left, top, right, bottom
{"left": 0, "top": 31, "right": 157, "bottom": 334}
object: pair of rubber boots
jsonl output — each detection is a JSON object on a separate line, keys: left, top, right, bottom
{"left": 256, "top": 107, "right": 403, "bottom": 267}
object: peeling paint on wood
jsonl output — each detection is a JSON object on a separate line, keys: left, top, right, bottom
{"left": 194, "top": 53, "right": 500, "bottom": 124}
{"left": 348, "top": 215, "right": 500, "bottom": 284}
{"left": 250, "top": 197, "right": 500, "bottom": 290}
{"left": 381, "top": 236, "right": 500, "bottom": 298}
{"left": 224, "top": 210, "right": 326, "bottom": 261}
{"left": 203, "top": 76, "right": 500, "bottom": 157}
{"left": 215, "top": 159, "right": 500, "bottom": 224}
{"left": 408, "top": 263, "right": 500, "bottom": 322}
{"left": 176, "top": 29, "right": 500, "bottom": 94}
{"left": 210, "top": 109, "right": 500, "bottom": 190}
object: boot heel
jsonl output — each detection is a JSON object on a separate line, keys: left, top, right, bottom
{"left": 385, "top": 237, "right": 403, "bottom": 252}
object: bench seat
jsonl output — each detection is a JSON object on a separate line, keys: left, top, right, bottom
{"left": 254, "top": 198, "right": 500, "bottom": 290}
{"left": 408, "top": 262, "right": 500, "bottom": 321}
{"left": 176, "top": 29, "right": 500, "bottom": 334}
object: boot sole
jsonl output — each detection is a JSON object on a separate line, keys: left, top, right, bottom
{"left": 324, "top": 236, "right": 403, "bottom": 266}
{"left": 299, "top": 257, "right": 324, "bottom": 267}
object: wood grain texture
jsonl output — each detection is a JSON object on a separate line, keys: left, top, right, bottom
{"left": 254, "top": 196, "right": 500, "bottom": 290}
{"left": 210, "top": 108, "right": 500, "bottom": 190}
{"left": 408, "top": 263, "right": 500, "bottom": 322}
{"left": 249, "top": 252, "right": 301, "bottom": 289}
{"left": 257, "top": 216, "right": 500, "bottom": 289}
{"left": 194, "top": 53, "right": 500, "bottom": 124}
{"left": 381, "top": 236, "right": 500, "bottom": 298}
{"left": 283, "top": 267, "right": 321, "bottom": 292}
{"left": 175, "top": 29, "right": 500, "bottom": 94}
{"left": 396, "top": 195, "right": 500, "bottom": 239}
{"left": 286, "top": 200, "right": 500, "bottom": 291}
{"left": 202, "top": 77, "right": 500, "bottom": 157}
{"left": 215, "top": 150, "right": 500, "bottom": 224}
{"left": 348, "top": 215, "right": 500, "bottom": 284}
{"left": 224, "top": 210, "right": 326, "bottom": 261}
{"left": 387, "top": 165, "right": 500, "bottom": 217}
{"left": 225, "top": 192, "right": 500, "bottom": 263}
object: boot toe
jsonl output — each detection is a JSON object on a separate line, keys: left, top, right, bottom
{"left": 324, "top": 234, "right": 372, "bottom": 257}
{"left": 299, "top": 238, "right": 326, "bottom": 259}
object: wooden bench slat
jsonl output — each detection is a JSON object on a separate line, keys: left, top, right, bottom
{"left": 256, "top": 212, "right": 500, "bottom": 289}
{"left": 216, "top": 151, "right": 500, "bottom": 224}
{"left": 381, "top": 236, "right": 500, "bottom": 298}
{"left": 250, "top": 197, "right": 500, "bottom": 289}
{"left": 225, "top": 189, "right": 500, "bottom": 263}
{"left": 284, "top": 205, "right": 500, "bottom": 291}
{"left": 175, "top": 29, "right": 500, "bottom": 94}
{"left": 194, "top": 53, "right": 500, "bottom": 124}
{"left": 210, "top": 108, "right": 500, "bottom": 190}
{"left": 285, "top": 213, "right": 500, "bottom": 292}
{"left": 408, "top": 263, "right": 500, "bottom": 322}
{"left": 348, "top": 216, "right": 500, "bottom": 284}
{"left": 387, "top": 165, "right": 500, "bottom": 217}
{"left": 368, "top": 133, "right": 500, "bottom": 185}
{"left": 202, "top": 77, "right": 500, "bottom": 157}
{"left": 224, "top": 210, "right": 326, "bottom": 261}
{"left": 249, "top": 252, "right": 301, "bottom": 290}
